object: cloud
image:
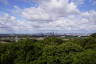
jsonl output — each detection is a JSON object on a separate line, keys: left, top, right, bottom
{"left": 0, "top": 13, "right": 43, "bottom": 34}
{"left": 0, "top": 14, "right": 16, "bottom": 33}
{"left": 0, "top": 0, "right": 96, "bottom": 34}
{"left": 20, "top": 0, "right": 79, "bottom": 21}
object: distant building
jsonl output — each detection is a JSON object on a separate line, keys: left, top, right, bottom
{"left": 60, "top": 36, "right": 65, "bottom": 37}
{"left": 78, "top": 36, "right": 81, "bottom": 37}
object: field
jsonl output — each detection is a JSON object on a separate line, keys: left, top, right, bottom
{"left": 0, "top": 34, "right": 96, "bottom": 64}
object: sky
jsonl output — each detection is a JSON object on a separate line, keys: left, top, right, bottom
{"left": 0, "top": 0, "right": 96, "bottom": 34}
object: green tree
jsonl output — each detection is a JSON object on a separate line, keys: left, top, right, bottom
{"left": 72, "top": 49, "right": 96, "bottom": 64}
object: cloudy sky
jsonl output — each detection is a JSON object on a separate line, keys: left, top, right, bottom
{"left": 0, "top": 0, "right": 96, "bottom": 34}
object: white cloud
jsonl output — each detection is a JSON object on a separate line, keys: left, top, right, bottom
{"left": 0, "top": 0, "right": 96, "bottom": 34}
{"left": 19, "top": 0, "right": 80, "bottom": 22}
{"left": 0, "top": 14, "right": 35, "bottom": 33}
{"left": 22, "top": 7, "right": 51, "bottom": 20}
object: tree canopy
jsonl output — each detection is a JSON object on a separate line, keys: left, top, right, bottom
{"left": 0, "top": 34, "right": 96, "bottom": 64}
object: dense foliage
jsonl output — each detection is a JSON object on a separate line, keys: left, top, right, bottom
{"left": 0, "top": 34, "right": 96, "bottom": 64}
